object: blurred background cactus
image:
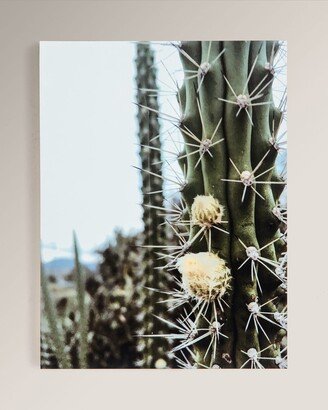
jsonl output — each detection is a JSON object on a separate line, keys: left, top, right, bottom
{"left": 134, "top": 42, "right": 177, "bottom": 368}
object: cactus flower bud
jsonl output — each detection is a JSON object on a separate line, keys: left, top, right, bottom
{"left": 191, "top": 195, "right": 224, "bottom": 227}
{"left": 176, "top": 252, "right": 231, "bottom": 301}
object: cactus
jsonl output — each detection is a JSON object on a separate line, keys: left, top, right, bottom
{"left": 143, "top": 41, "right": 287, "bottom": 369}
{"left": 41, "top": 264, "right": 72, "bottom": 369}
{"left": 135, "top": 42, "right": 176, "bottom": 368}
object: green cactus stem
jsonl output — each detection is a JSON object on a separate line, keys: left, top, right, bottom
{"left": 148, "top": 41, "right": 287, "bottom": 369}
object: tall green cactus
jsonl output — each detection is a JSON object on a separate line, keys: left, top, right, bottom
{"left": 145, "top": 41, "right": 287, "bottom": 369}
{"left": 135, "top": 43, "right": 175, "bottom": 368}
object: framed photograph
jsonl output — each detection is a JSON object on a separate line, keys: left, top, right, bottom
{"left": 0, "top": 1, "right": 326, "bottom": 409}
{"left": 40, "top": 40, "right": 287, "bottom": 370}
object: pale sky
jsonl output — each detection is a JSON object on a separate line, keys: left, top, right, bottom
{"left": 40, "top": 41, "right": 286, "bottom": 264}
{"left": 40, "top": 41, "right": 182, "bottom": 263}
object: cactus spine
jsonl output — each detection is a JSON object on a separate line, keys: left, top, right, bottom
{"left": 147, "top": 41, "right": 287, "bottom": 368}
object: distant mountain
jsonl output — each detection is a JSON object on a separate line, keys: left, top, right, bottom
{"left": 43, "top": 257, "right": 97, "bottom": 283}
